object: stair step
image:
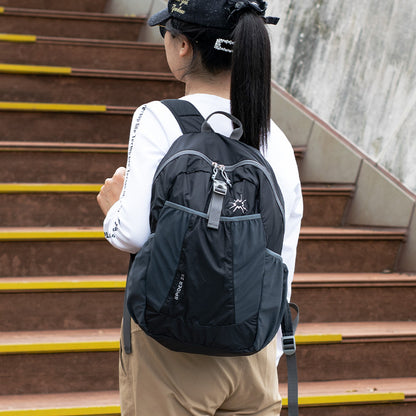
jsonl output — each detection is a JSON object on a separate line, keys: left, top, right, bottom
{"left": 0, "top": 141, "right": 303, "bottom": 185}
{"left": 0, "top": 329, "right": 119, "bottom": 395}
{"left": 0, "top": 104, "right": 305, "bottom": 145}
{"left": 301, "top": 184, "right": 354, "bottom": 226}
{"left": 0, "top": 391, "right": 120, "bottom": 416}
{"left": 1, "top": 273, "right": 414, "bottom": 331}
{"left": 0, "top": 379, "right": 415, "bottom": 416}
{"left": 0, "top": 328, "right": 120, "bottom": 353}
{"left": 292, "top": 272, "right": 416, "bottom": 321}
{"left": 0, "top": 101, "right": 107, "bottom": 112}
{"left": 0, "top": 227, "right": 129, "bottom": 277}
{"left": 297, "top": 321, "right": 416, "bottom": 339}
{"left": 0, "top": 7, "right": 144, "bottom": 41}
{"left": 0, "top": 104, "right": 133, "bottom": 142}
{"left": 0, "top": 35, "right": 169, "bottom": 72}
{"left": 0, "top": 142, "right": 304, "bottom": 156}
{"left": 0, "top": 0, "right": 108, "bottom": 13}
{"left": 279, "top": 321, "right": 416, "bottom": 382}
{"left": 0, "top": 227, "right": 105, "bottom": 240}
{"left": 296, "top": 226, "right": 406, "bottom": 272}
{"left": 280, "top": 378, "right": 416, "bottom": 416}
{"left": 0, "top": 182, "right": 105, "bottom": 227}
{"left": 0, "top": 66, "right": 184, "bottom": 106}
{"left": 0, "top": 323, "right": 366, "bottom": 355}
{"left": 0, "top": 180, "right": 344, "bottom": 226}
{"left": 0, "top": 226, "right": 406, "bottom": 276}
{"left": 0, "top": 275, "right": 126, "bottom": 290}
{"left": 0, "top": 275, "right": 125, "bottom": 330}
{"left": 0, "top": 324, "right": 414, "bottom": 394}
{"left": 0, "top": 142, "right": 127, "bottom": 183}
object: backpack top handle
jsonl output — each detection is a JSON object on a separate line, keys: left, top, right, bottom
{"left": 201, "top": 111, "right": 244, "bottom": 141}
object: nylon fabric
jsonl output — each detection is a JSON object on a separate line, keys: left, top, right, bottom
{"left": 232, "top": 218, "right": 265, "bottom": 324}
{"left": 126, "top": 100, "right": 287, "bottom": 356}
{"left": 146, "top": 205, "right": 190, "bottom": 311}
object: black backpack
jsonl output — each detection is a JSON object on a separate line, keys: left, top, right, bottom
{"left": 123, "top": 99, "right": 299, "bottom": 414}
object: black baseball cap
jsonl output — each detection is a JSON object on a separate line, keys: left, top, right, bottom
{"left": 148, "top": 0, "right": 278, "bottom": 30}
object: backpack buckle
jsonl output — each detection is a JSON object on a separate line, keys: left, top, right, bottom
{"left": 282, "top": 335, "right": 296, "bottom": 356}
{"left": 213, "top": 179, "right": 228, "bottom": 196}
{"left": 208, "top": 180, "right": 227, "bottom": 230}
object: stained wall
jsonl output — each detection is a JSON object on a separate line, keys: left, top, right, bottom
{"left": 268, "top": 0, "right": 416, "bottom": 193}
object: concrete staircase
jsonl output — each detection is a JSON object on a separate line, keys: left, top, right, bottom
{"left": 0, "top": 1, "right": 415, "bottom": 415}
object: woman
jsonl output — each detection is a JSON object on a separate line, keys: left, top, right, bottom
{"left": 97, "top": 1, "right": 303, "bottom": 415}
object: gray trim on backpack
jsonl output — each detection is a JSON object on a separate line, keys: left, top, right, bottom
{"left": 156, "top": 151, "right": 285, "bottom": 222}
{"left": 165, "top": 201, "right": 262, "bottom": 222}
{"left": 265, "top": 248, "right": 284, "bottom": 261}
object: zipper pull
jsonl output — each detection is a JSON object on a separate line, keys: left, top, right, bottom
{"left": 212, "top": 162, "right": 232, "bottom": 188}
{"left": 219, "top": 165, "right": 232, "bottom": 188}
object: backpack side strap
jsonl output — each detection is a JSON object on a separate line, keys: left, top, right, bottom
{"left": 122, "top": 253, "right": 136, "bottom": 354}
{"left": 162, "top": 99, "right": 205, "bottom": 134}
{"left": 281, "top": 302, "right": 299, "bottom": 416}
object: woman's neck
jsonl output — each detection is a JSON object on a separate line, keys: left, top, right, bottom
{"left": 184, "top": 71, "right": 231, "bottom": 99}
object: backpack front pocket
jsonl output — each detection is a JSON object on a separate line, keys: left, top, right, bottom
{"left": 145, "top": 202, "right": 192, "bottom": 312}
{"left": 125, "top": 233, "right": 155, "bottom": 327}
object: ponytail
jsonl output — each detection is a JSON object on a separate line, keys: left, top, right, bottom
{"left": 231, "top": 12, "right": 271, "bottom": 150}
{"left": 168, "top": 11, "right": 272, "bottom": 150}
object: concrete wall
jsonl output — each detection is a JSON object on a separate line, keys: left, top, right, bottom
{"left": 271, "top": 83, "right": 416, "bottom": 272}
{"left": 105, "top": 0, "right": 154, "bottom": 15}
{"left": 105, "top": 0, "right": 165, "bottom": 42}
{"left": 268, "top": 0, "right": 416, "bottom": 194}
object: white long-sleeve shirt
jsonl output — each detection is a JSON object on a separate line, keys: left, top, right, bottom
{"left": 103, "top": 93, "right": 303, "bottom": 361}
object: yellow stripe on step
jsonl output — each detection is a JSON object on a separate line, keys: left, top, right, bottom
{"left": 0, "top": 33, "right": 37, "bottom": 42}
{"left": 0, "top": 407, "right": 121, "bottom": 416}
{"left": 295, "top": 334, "right": 343, "bottom": 344}
{"left": 0, "top": 229, "right": 104, "bottom": 241}
{"left": 1, "top": 392, "right": 403, "bottom": 414}
{"left": 282, "top": 392, "right": 405, "bottom": 407}
{"left": 0, "top": 183, "right": 101, "bottom": 193}
{"left": 0, "top": 63, "right": 71, "bottom": 75}
{"left": 0, "top": 102, "right": 107, "bottom": 113}
{"left": 0, "top": 7, "right": 4, "bottom": 13}
{"left": 0, "top": 340, "right": 119, "bottom": 355}
{"left": 0, "top": 279, "right": 125, "bottom": 291}
{"left": 0, "top": 392, "right": 406, "bottom": 416}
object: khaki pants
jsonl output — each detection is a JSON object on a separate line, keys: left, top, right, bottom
{"left": 120, "top": 319, "right": 282, "bottom": 416}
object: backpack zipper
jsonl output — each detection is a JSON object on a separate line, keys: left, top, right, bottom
{"left": 154, "top": 150, "right": 212, "bottom": 178}
{"left": 224, "top": 160, "right": 285, "bottom": 217}
{"left": 154, "top": 150, "right": 285, "bottom": 218}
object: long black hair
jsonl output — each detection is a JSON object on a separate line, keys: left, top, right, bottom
{"left": 166, "top": 10, "right": 271, "bottom": 150}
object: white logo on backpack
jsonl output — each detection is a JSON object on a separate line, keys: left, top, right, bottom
{"left": 230, "top": 196, "right": 248, "bottom": 213}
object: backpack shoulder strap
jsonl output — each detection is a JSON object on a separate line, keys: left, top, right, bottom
{"left": 162, "top": 99, "right": 205, "bottom": 134}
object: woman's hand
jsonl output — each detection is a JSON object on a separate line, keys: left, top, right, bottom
{"left": 97, "top": 167, "right": 126, "bottom": 215}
